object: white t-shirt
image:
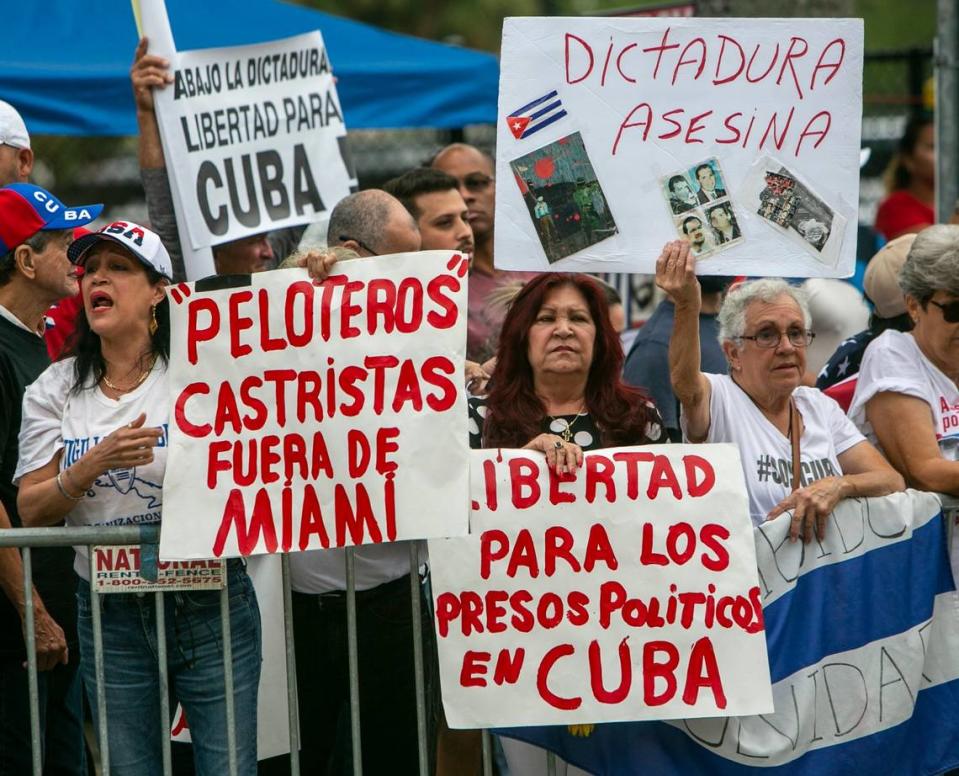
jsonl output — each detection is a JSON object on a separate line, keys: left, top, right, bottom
{"left": 289, "top": 542, "right": 423, "bottom": 594}
{"left": 849, "top": 330, "right": 959, "bottom": 462}
{"left": 682, "top": 373, "right": 865, "bottom": 525}
{"left": 15, "top": 357, "right": 169, "bottom": 579}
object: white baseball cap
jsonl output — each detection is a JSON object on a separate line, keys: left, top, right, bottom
{"left": 0, "top": 100, "right": 30, "bottom": 150}
{"left": 68, "top": 220, "right": 173, "bottom": 280}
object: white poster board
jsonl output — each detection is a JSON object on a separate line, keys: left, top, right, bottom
{"left": 160, "top": 252, "right": 470, "bottom": 560}
{"left": 148, "top": 20, "right": 354, "bottom": 277}
{"left": 494, "top": 17, "right": 863, "bottom": 277}
{"left": 428, "top": 445, "right": 773, "bottom": 728}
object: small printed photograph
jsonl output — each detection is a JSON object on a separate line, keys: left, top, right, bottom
{"left": 757, "top": 171, "right": 799, "bottom": 227}
{"left": 662, "top": 172, "right": 700, "bottom": 216}
{"left": 704, "top": 200, "right": 743, "bottom": 248}
{"left": 741, "top": 156, "right": 846, "bottom": 267}
{"left": 510, "top": 132, "right": 618, "bottom": 264}
{"left": 673, "top": 210, "right": 716, "bottom": 257}
{"left": 687, "top": 158, "right": 728, "bottom": 205}
{"left": 757, "top": 168, "right": 834, "bottom": 253}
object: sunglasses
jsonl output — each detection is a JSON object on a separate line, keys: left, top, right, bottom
{"left": 929, "top": 299, "right": 959, "bottom": 323}
{"left": 461, "top": 173, "right": 493, "bottom": 193}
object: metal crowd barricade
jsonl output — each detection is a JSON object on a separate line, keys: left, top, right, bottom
{"left": 7, "top": 497, "right": 959, "bottom": 775}
{"left": 0, "top": 525, "right": 437, "bottom": 776}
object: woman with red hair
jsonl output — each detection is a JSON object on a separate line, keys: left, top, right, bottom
{"left": 467, "top": 272, "right": 663, "bottom": 774}
{"left": 470, "top": 272, "right": 664, "bottom": 471}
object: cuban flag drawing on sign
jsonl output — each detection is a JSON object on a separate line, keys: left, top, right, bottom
{"left": 499, "top": 490, "right": 959, "bottom": 776}
{"left": 507, "top": 90, "right": 568, "bottom": 140}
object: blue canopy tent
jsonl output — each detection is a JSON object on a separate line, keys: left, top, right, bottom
{"left": 3, "top": 0, "right": 499, "bottom": 135}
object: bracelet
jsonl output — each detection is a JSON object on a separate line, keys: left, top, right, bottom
{"left": 55, "top": 472, "right": 84, "bottom": 502}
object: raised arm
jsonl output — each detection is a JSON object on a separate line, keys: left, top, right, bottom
{"left": 655, "top": 240, "right": 712, "bottom": 442}
{"left": 131, "top": 37, "right": 188, "bottom": 282}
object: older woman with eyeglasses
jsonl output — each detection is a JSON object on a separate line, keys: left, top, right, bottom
{"left": 658, "top": 241, "right": 903, "bottom": 542}
{"left": 849, "top": 225, "right": 959, "bottom": 501}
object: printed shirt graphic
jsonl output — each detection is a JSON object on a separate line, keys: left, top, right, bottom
{"left": 849, "top": 329, "right": 959, "bottom": 461}
{"left": 15, "top": 357, "right": 169, "bottom": 580}
{"left": 683, "top": 373, "right": 864, "bottom": 525}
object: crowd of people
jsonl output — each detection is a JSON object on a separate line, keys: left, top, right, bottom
{"left": 0, "top": 37, "right": 958, "bottom": 776}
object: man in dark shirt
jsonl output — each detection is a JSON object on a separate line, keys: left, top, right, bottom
{"left": 0, "top": 183, "right": 100, "bottom": 774}
{"left": 624, "top": 276, "right": 731, "bottom": 441}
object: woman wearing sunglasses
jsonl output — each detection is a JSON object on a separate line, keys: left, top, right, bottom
{"left": 658, "top": 240, "right": 902, "bottom": 543}
{"left": 850, "top": 225, "right": 959, "bottom": 502}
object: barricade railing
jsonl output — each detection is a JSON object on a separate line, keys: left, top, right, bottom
{"left": 3, "top": 496, "right": 958, "bottom": 776}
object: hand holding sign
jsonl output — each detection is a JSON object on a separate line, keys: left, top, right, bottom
{"left": 131, "top": 37, "right": 173, "bottom": 113}
{"left": 655, "top": 240, "right": 700, "bottom": 310}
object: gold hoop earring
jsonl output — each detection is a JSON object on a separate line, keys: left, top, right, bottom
{"left": 149, "top": 304, "right": 158, "bottom": 336}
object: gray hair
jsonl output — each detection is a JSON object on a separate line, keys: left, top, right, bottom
{"left": 326, "top": 190, "right": 395, "bottom": 253}
{"left": 718, "top": 278, "right": 811, "bottom": 341}
{"left": 898, "top": 224, "right": 959, "bottom": 302}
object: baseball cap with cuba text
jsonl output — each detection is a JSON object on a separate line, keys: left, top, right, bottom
{"left": 69, "top": 221, "right": 173, "bottom": 281}
{"left": 0, "top": 183, "right": 102, "bottom": 253}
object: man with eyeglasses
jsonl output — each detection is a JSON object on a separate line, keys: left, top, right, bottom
{"left": 284, "top": 188, "right": 435, "bottom": 775}
{"left": 431, "top": 143, "right": 538, "bottom": 362}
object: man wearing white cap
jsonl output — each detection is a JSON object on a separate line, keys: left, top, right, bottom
{"left": 0, "top": 182, "right": 101, "bottom": 774}
{"left": 0, "top": 100, "right": 33, "bottom": 186}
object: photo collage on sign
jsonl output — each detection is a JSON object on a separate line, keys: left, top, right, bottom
{"left": 755, "top": 165, "right": 835, "bottom": 255}
{"left": 660, "top": 157, "right": 743, "bottom": 258}
{"left": 509, "top": 132, "right": 618, "bottom": 264}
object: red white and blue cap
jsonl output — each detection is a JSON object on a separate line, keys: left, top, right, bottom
{"left": 68, "top": 220, "right": 173, "bottom": 281}
{"left": 0, "top": 183, "right": 102, "bottom": 254}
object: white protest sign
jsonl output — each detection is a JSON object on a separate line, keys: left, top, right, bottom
{"left": 159, "top": 251, "right": 470, "bottom": 560}
{"left": 494, "top": 18, "right": 863, "bottom": 276}
{"left": 428, "top": 445, "right": 773, "bottom": 728}
{"left": 151, "top": 28, "right": 355, "bottom": 273}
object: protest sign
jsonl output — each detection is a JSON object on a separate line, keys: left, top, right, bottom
{"left": 428, "top": 445, "right": 773, "bottom": 728}
{"left": 150, "top": 25, "right": 355, "bottom": 277}
{"left": 159, "top": 251, "right": 470, "bottom": 560}
{"left": 495, "top": 17, "right": 863, "bottom": 277}
{"left": 501, "top": 491, "right": 959, "bottom": 776}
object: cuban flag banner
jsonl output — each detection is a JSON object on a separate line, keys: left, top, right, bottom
{"left": 506, "top": 90, "right": 568, "bottom": 140}
{"left": 501, "top": 491, "right": 959, "bottom": 775}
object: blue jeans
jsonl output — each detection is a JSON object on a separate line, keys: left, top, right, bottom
{"left": 0, "top": 654, "right": 86, "bottom": 776}
{"left": 76, "top": 561, "right": 262, "bottom": 776}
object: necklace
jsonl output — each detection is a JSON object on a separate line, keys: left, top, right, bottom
{"left": 102, "top": 355, "right": 157, "bottom": 394}
{"left": 549, "top": 404, "right": 587, "bottom": 442}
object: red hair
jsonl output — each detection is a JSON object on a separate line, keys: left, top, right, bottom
{"left": 483, "top": 273, "right": 656, "bottom": 448}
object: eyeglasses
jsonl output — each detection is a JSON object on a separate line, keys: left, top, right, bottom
{"left": 460, "top": 173, "right": 493, "bottom": 193}
{"left": 337, "top": 235, "right": 378, "bottom": 257}
{"left": 738, "top": 327, "right": 815, "bottom": 349}
{"left": 929, "top": 299, "right": 959, "bottom": 324}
